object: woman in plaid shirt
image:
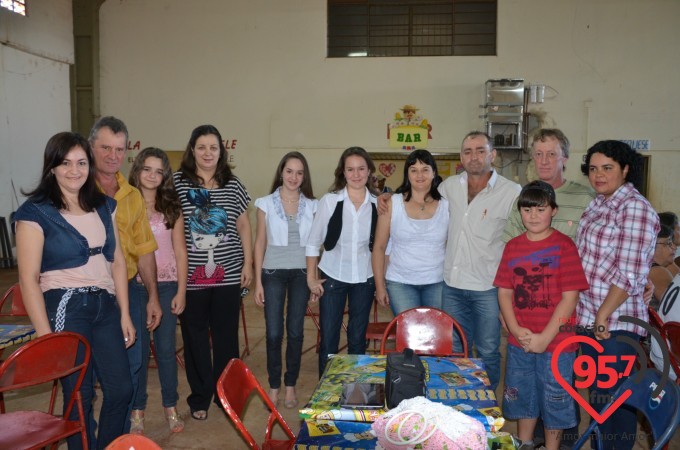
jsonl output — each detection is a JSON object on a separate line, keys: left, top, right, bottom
{"left": 576, "top": 140, "right": 659, "bottom": 450}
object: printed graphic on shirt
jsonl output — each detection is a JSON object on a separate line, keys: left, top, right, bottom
{"left": 508, "top": 246, "right": 561, "bottom": 310}
{"left": 186, "top": 188, "right": 228, "bottom": 285}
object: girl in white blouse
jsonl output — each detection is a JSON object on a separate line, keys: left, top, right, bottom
{"left": 254, "top": 152, "right": 317, "bottom": 408}
{"left": 305, "top": 147, "right": 379, "bottom": 376}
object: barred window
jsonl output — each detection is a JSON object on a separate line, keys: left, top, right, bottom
{"left": 328, "top": 0, "right": 496, "bottom": 57}
{"left": 1, "top": 0, "right": 26, "bottom": 15}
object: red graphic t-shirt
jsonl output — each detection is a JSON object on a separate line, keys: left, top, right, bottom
{"left": 494, "top": 230, "right": 589, "bottom": 352}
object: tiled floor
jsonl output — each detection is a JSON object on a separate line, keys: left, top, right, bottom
{"left": 0, "top": 267, "right": 678, "bottom": 449}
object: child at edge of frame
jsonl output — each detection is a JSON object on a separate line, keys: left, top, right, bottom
{"left": 493, "top": 180, "right": 589, "bottom": 450}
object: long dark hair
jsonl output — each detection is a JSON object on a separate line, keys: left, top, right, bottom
{"left": 23, "top": 132, "right": 105, "bottom": 211}
{"left": 129, "top": 147, "right": 182, "bottom": 229}
{"left": 395, "top": 149, "right": 442, "bottom": 201}
{"left": 659, "top": 211, "right": 678, "bottom": 230}
{"left": 581, "top": 140, "right": 644, "bottom": 191}
{"left": 329, "top": 146, "right": 378, "bottom": 195}
{"left": 269, "top": 151, "right": 315, "bottom": 199}
{"left": 178, "top": 125, "right": 233, "bottom": 187}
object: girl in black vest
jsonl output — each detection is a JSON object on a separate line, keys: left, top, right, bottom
{"left": 305, "top": 147, "right": 378, "bottom": 377}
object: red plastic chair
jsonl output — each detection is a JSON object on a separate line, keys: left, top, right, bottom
{"left": 105, "top": 433, "right": 162, "bottom": 449}
{"left": 302, "top": 304, "right": 349, "bottom": 355}
{"left": 0, "top": 331, "right": 90, "bottom": 450}
{"left": 0, "top": 283, "right": 29, "bottom": 367}
{"left": 365, "top": 297, "right": 395, "bottom": 353}
{"left": 662, "top": 321, "right": 680, "bottom": 384}
{"left": 0, "top": 283, "right": 27, "bottom": 317}
{"left": 649, "top": 307, "right": 664, "bottom": 334}
{"left": 646, "top": 307, "right": 666, "bottom": 368}
{"left": 149, "top": 300, "right": 250, "bottom": 369}
{"left": 148, "top": 336, "right": 186, "bottom": 370}
{"left": 216, "top": 359, "right": 295, "bottom": 450}
{"left": 380, "top": 307, "right": 469, "bottom": 357}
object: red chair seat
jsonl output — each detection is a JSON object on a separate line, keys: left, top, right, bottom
{"left": 263, "top": 439, "right": 296, "bottom": 450}
{"left": 0, "top": 332, "right": 90, "bottom": 449}
{"left": 0, "top": 410, "right": 85, "bottom": 450}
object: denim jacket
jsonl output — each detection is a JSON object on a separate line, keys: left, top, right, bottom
{"left": 14, "top": 196, "right": 117, "bottom": 272}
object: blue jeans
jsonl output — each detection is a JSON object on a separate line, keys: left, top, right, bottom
{"left": 386, "top": 280, "right": 443, "bottom": 315}
{"left": 44, "top": 288, "right": 132, "bottom": 450}
{"left": 262, "top": 268, "right": 309, "bottom": 388}
{"left": 131, "top": 280, "right": 180, "bottom": 408}
{"left": 441, "top": 284, "right": 501, "bottom": 390}
{"left": 578, "top": 330, "right": 639, "bottom": 450}
{"left": 503, "top": 345, "right": 577, "bottom": 429}
{"left": 318, "top": 273, "right": 375, "bottom": 377}
{"left": 124, "top": 278, "right": 147, "bottom": 431}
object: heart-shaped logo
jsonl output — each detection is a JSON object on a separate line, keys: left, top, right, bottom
{"left": 551, "top": 335, "right": 631, "bottom": 424}
{"left": 379, "top": 163, "right": 396, "bottom": 178}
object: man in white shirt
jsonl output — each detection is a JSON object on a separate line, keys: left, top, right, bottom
{"left": 439, "top": 131, "right": 521, "bottom": 391}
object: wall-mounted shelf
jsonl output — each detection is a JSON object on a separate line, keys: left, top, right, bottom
{"left": 481, "top": 79, "right": 527, "bottom": 150}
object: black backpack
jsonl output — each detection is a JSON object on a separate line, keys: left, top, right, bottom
{"left": 385, "top": 348, "right": 426, "bottom": 409}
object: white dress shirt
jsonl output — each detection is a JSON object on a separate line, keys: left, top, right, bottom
{"left": 439, "top": 170, "right": 520, "bottom": 291}
{"left": 306, "top": 187, "right": 376, "bottom": 283}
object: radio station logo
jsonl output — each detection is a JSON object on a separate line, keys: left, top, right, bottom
{"left": 551, "top": 315, "right": 673, "bottom": 424}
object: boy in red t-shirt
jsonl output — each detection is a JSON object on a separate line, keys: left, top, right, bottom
{"left": 494, "top": 180, "right": 588, "bottom": 450}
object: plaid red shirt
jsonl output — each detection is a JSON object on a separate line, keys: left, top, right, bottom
{"left": 576, "top": 183, "right": 659, "bottom": 336}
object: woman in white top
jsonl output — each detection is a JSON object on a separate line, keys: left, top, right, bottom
{"left": 372, "top": 149, "right": 449, "bottom": 315}
{"left": 254, "top": 152, "right": 317, "bottom": 408}
{"left": 306, "top": 147, "right": 379, "bottom": 376}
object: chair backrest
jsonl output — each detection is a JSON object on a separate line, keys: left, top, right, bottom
{"left": 662, "top": 321, "right": 680, "bottom": 382}
{"left": 0, "top": 283, "right": 27, "bottom": 317}
{"left": 104, "top": 434, "right": 162, "bottom": 450}
{"left": 216, "top": 358, "right": 295, "bottom": 450}
{"left": 380, "top": 307, "right": 469, "bottom": 357}
{"left": 649, "top": 306, "right": 664, "bottom": 333}
{"left": 0, "top": 331, "right": 90, "bottom": 417}
{"left": 619, "top": 369, "right": 680, "bottom": 448}
{"left": 573, "top": 369, "right": 680, "bottom": 450}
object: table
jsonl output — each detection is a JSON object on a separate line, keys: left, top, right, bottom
{"left": 0, "top": 324, "right": 35, "bottom": 350}
{"left": 295, "top": 354, "right": 515, "bottom": 449}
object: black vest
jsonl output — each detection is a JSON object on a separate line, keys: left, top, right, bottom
{"left": 323, "top": 200, "right": 378, "bottom": 252}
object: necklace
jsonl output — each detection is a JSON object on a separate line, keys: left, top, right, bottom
{"left": 414, "top": 197, "right": 433, "bottom": 211}
{"left": 281, "top": 196, "right": 299, "bottom": 204}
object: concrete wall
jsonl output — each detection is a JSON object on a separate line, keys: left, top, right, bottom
{"left": 98, "top": 0, "right": 680, "bottom": 214}
{"left": 0, "top": 0, "right": 73, "bottom": 223}
{"left": 3, "top": 0, "right": 677, "bottom": 227}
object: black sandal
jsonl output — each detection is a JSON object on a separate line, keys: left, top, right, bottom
{"left": 190, "top": 409, "right": 208, "bottom": 421}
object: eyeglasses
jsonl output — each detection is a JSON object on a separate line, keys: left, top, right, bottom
{"left": 656, "top": 240, "right": 677, "bottom": 249}
{"left": 532, "top": 151, "right": 563, "bottom": 160}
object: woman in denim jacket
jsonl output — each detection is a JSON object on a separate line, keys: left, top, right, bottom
{"left": 253, "top": 152, "right": 317, "bottom": 408}
{"left": 15, "top": 132, "right": 134, "bottom": 450}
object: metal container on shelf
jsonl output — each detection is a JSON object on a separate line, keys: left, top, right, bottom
{"left": 480, "top": 79, "right": 526, "bottom": 150}
{"left": 485, "top": 79, "right": 524, "bottom": 107}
